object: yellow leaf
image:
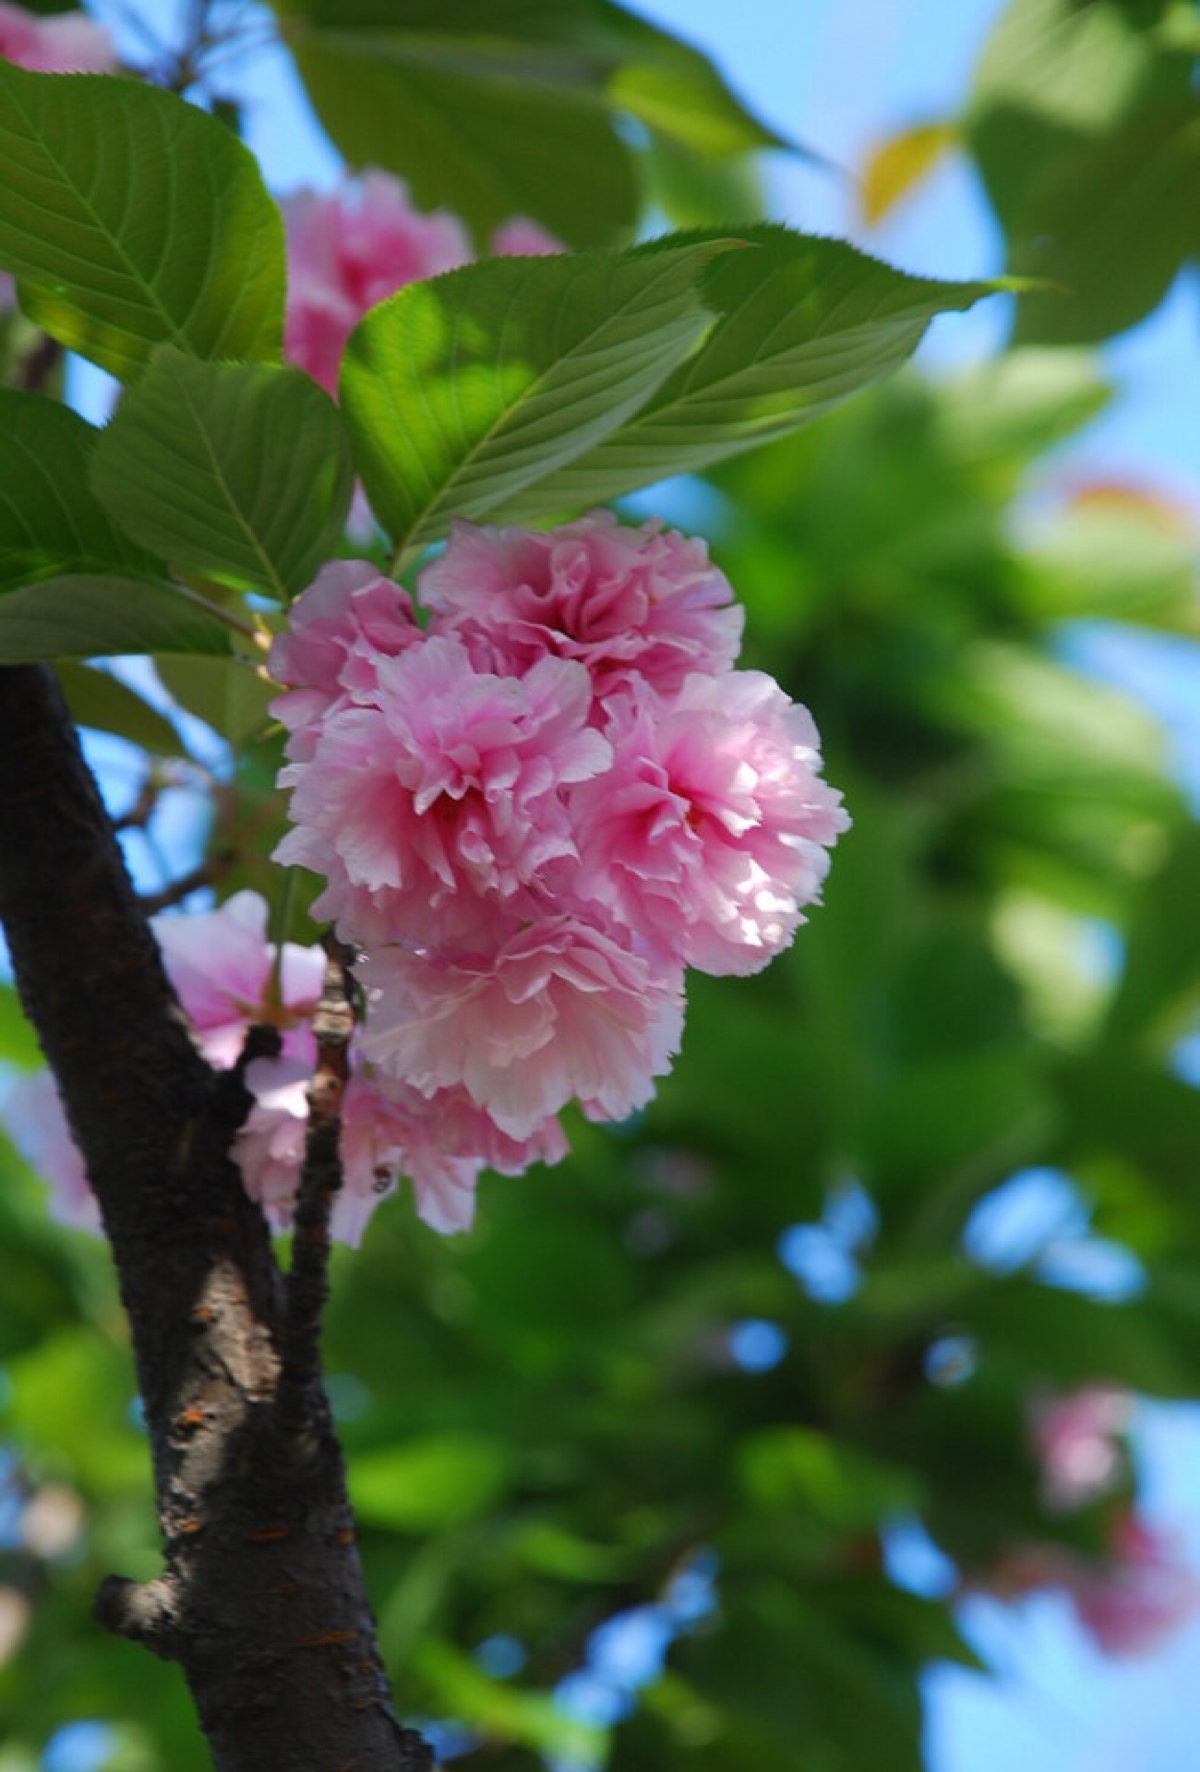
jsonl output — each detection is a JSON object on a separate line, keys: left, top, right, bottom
{"left": 859, "top": 121, "right": 959, "bottom": 227}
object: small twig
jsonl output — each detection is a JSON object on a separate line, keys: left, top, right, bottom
{"left": 274, "top": 940, "right": 356, "bottom": 1445}
{"left": 139, "top": 850, "right": 236, "bottom": 915}
{"left": 94, "top": 1574, "right": 183, "bottom": 1662}
{"left": 15, "top": 332, "right": 63, "bottom": 396}
{"left": 113, "top": 776, "right": 161, "bottom": 834}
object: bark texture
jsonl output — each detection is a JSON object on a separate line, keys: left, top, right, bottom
{"left": 0, "top": 665, "right": 432, "bottom": 1772}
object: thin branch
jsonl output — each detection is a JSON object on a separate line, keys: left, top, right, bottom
{"left": 275, "top": 940, "right": 356, "bottom": 1444}
{"left": 113, "top": 775, "right": 160, "bottom": 834}
{"left": 139, "top": 848, "right": 236, "bottom": 914}
{"left": 15, "top": 332, "right": 63, "bottom": 396}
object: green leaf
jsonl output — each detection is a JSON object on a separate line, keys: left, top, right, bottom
{"left": 91, "top": 349, "right": 353, "bottom": 602}
{"left": 0, "top": 576, "right": 233, "bottom": 662}
{"left": 964, "top": 1278, "right": 1192, "bottom": 1396}
{"left": 1011, "top": 91, "right": 1200, "bottom": 344}
{"left": 1106, "top": 824, "right": 1200, "bottom": 1045}
{"left": 929, "top": 346, "right": 1112, "bottom": 467}
{"left": 0, "top": 392, "right": 165, "bottom": 595}
{"left": 413, "top": 1638, "right": 603, "bottom": 1764}
{"left": 7, "top": 1327, "right": 149, "bottom": 1491}
{"left": 0, "top": 65, "right": 284, "bottom": 379}
{"left": 341, "top": 239, "right": 735, "bottom": 548}
{"left": 966, "top": 0, "right": 1200, "bottom": 342}
{"left": 54, "top": 661, "right": 184, "bottom": 757}
{"left": 282, "top": 0, "right": 637, "bottom": 248}
{"left": 640, "top": 126, "right": 766, "bottom": 230}
{"left": 599, "top": 9, "right": 786, "bottom": 158}
{"left": 1013, "top": 492, "right": 1198, "bottom": 625}
{"left": 349, "top": 1433, "right": 513, "bottom": 1531}
{"left": 738, "top": 1427, "right": 922, "bottom": 1528}
{"left": 499, "top": 228, "right": 1001, "bottom": 517}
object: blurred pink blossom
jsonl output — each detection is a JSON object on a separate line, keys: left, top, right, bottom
{"left": 421, "top": 510, "right": 745, "bottom": 699}
{"left": 282, "top": 172, "right": 564, "bottom": 396}
{"left": 152, "top": 889, "right": 325, "bottom": 1068}
{"left": 283, "top": 172, "right": 471, "bottom": 394}
{"left": 1071, "top": 1516, "right": 1200, "bottom": 1654}
{"left": 0, "top": 1, "right": 116, "bottom": 73}
{"left": 2, "top": 1069, "right": 102, "bottom": 1235}
{"left": 996, "top": 1514, "right": 1200, "bottom": 1657}
{"left": 1029, "top": 1386, "right": 1132, "bottom": 1513}
{"left": 488, "top": 216, "right": 562, "bottom": 257}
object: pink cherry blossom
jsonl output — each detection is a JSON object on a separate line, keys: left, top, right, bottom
{"left": 282, "top": 172, "right": 565, "bottom": 398}
{"left": 2, "top": 1069, "right": 102, "bottom": 1234}
{"left": 283, "top": 172, "right": 472, "bottom": 394}
{"left": 1069, "top": 1515, "right": 1200, "bottom": 1655}
{"left": 359, "top": 916, "right": 685, "bottom": 1139}
{"left": 234, "top": 1052, "right": 312, "bottom": 1232}
{"left": 274, "top": 638, "right": 611, "bottom": 946}
{"left": 0, "top": 1, "right": 116, "bottom": 73}
{"left": 1029, "top": 1386, "right": 1131, "bottom": 1513}
{"left": 573, "top": 672, "right": 849, "bottom": 974}
{"left": 152, "top": 889, "right": 325, "bottom": 1067}
{"left": 268, "top": 559, "right": 422, "bottom": 760}
{"left": 337, "top": 1076, "right": 467, "bottom": 1240}
{"left": 420, "top": 510, "right": 745, "bottom": 698}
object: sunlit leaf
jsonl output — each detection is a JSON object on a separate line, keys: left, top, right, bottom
{"left": 500, "top": 228, "right": 1002, "bottom": 517}
{"left": 0, "top": 65, "right": 284, "bottom": 379}
{"left": 341, "top": 239, "right": 734, "bottom": 547}
{"left": 350, "top": 1434, "right": 513, "bottom": 1531}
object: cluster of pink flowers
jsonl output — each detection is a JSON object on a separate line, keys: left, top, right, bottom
{"left": 283, "top": 170, "right": 559, "bottom": 396}
{"left": 269, "top": 509, "right": 849, "bottom": 1215}
{"left": 2, "top": 891, "right": 499, "bottom": 1242}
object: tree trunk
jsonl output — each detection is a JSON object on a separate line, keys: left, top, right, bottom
{"left": 0, "top": 665, "right": 431, "bottom": 1772}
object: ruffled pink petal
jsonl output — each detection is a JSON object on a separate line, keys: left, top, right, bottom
{"left": 572, "top": 673, "right": 848, "bottom": 974}
{"left": 420, "top": 510, "right": 745, "bottom": 698}
{"left": 360, "top": 916, "right": 685, "bottom": 1138}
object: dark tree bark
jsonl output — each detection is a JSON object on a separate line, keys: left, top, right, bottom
{"left": 0, "top": 664, "right": 432, "bottom": 1772}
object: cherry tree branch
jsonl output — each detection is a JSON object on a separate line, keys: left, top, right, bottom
{"left": 0, "top": 664, "right": 430, "bottom": 1772}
